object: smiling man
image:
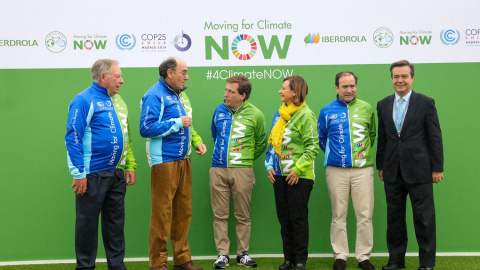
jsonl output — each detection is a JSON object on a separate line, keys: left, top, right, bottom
{"left": 376, "top": 60, "right": 444, "bottom": 270}
{"left": 210, "top": 75, "right": 266, "bottom": 269}
{"left": 317, "top": 71, "right": 376, "bottom": 270}
{"left": 65, "top": 59, "right": 137, "bottom": 270}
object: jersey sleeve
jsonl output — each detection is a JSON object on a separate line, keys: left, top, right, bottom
{"left": 368, "top": 104, "right": 376, "bottom": 147}
{"left": 190, "top": 126, "right": 203, "bottom": 148}
{"left": 317, "top": 107, "right": 329, "bottom": 152}
{"left": 264, "top": 145, "right": 275, "bottom": 171}
{"left": 253, "top": 109, "right": 267, "bottom": 161}
{"left": 293, "top": 111, "right": 320, "bottom": 175}
{"left": 139, "top": 93, "right": 183, "bottom": 138}
{"left": 65, "top": 95, "right": 90, "bottom": 179}
{"left": 211, "top": 107, "right": 218, "bottom": 143}
{"left": 125, "top": 117, "right": 137, "bottom": 171}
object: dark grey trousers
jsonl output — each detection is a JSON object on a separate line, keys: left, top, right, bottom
{"left": 75, "top": 169, "right": 127, "bottom": 270}
{"left": 384, "top": 171, "right": 436, "bottom": 268}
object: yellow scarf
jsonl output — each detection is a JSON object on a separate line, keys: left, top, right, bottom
{"left": 268, "top": 101, "right": 306, "bottom": 155}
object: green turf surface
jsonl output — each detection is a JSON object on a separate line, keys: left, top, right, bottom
{"left": 1, "top": 256, "right": 479, "bottom": 270}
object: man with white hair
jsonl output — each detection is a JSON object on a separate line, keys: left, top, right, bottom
{"left": 65, "top": 59, "right": 137, "bottom": 270}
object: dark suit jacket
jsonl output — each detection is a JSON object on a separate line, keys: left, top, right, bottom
{"left": 376, "top": 91, "right": 443, "bottom": 184}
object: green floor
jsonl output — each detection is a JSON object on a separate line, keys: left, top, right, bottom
{"left": 1, "top": 256, "right": 479, "bottom": 270}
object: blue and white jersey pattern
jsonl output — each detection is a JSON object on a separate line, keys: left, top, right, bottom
{"left": 140, "top": 79, "right": 189, "bottom": 166}
{"left": 65, "top": 82, "right": 125, "bottom": 179}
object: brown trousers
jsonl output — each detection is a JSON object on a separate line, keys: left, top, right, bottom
{"left": 149, "top": 159, "right": 192, "bottom": 268}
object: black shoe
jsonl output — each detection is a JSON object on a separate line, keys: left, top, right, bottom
{"left": 333, "top": 259, "right": 346, "bottom": 270}
{"left": 418, "top": 267, "right": 434, "bottom": 270}
{"left": 294, "top": 263, "right": 305, "bottom": 270}
{"left": 279, "top": 261, "right": 294, "bottom": 270}
{"left": 358, "top": 260, "right": 375, "bottom": 270}
{"left": 381, "top": 263, "right": 405, "bottom": 270}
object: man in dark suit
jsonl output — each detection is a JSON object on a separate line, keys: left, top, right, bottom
{"left": 376, "top": 60, "right": 444, "bottom": 270}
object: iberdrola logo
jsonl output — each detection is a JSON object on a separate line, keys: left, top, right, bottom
{"left": 304, "top": 33, "right": 320, "bottom": 45}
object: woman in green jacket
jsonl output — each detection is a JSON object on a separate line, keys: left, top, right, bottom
{"left": 265, "top": 76, "right": 320, "bottom": 270}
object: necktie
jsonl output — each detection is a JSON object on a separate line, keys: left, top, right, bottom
{"left": 395, "top": 97, "right": 405, "bottom": 134}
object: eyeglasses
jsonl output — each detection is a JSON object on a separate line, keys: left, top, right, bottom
{"left": 224, "top": 89, "right": 238, "bottom": 95}
{"left": 172, "top": 69, "right": 188, "bottom": 76}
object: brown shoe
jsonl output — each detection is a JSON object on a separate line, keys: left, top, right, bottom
{"left": 151, "top": 265, "right": 168, "bottom": 270}
{"left": 173, "top": 261, "right": 203, "bottom": 270}
{"left": 358, "top": 260, "right": 375, "bottom": 270}
{"left": 333, "top": 259, "right": 346, "bottom": 270}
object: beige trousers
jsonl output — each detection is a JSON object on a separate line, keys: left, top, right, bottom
{"left": 326, "top": 166, "right": 374, "bottom": 262}
{"left": 209, "top": 167, "right": 255, "bottom": 256}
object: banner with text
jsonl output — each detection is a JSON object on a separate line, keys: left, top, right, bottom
{"left": 1, "top": 0, "right": 479, "bottom": 69}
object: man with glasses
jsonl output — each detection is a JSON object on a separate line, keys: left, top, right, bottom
{"left": 140, "top": 57, "right": 207, "bottom": 270}
{"left": 209, "top": 75, "right": 266, "bottom": 269}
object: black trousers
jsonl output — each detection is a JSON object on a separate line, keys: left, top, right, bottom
{"left": 75, "top": 169, "right": 127, "bottom": 270}
{"left": 384, "top": 171, "right": 436, "bottom": 268}
{"left": 273, "top": 176, "right": 314, "bottom": 264}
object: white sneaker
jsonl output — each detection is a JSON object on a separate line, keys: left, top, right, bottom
{"left": 236, "top": 251, "right": 258, "bottom": 268}
{"left": 213, "top": 255, "right": 230, "bottom": 269}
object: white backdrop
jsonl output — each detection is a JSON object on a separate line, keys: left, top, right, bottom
{"left": 0, "top": 0, "right": 479, "bottom": 69}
